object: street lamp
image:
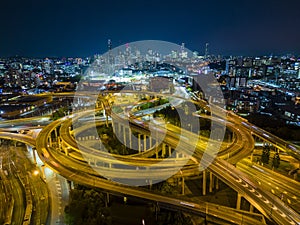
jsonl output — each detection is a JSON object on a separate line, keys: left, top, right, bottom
{"left": 33, "top": 170, "right": 39, "bottom": 176}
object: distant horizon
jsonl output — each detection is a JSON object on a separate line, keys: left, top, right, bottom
{"left": 1, "top": 45, "right": 300, "bottom": 60}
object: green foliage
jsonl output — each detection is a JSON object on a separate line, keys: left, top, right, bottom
{"left": 137, "top": 98, "right": 169, "bottom": 110}
{"left": 96, "top": 125, "right": 135, "bottom": 155}
{"left": 200, "top": 130, "right": 211, "bottom": 138}
{"left": 155, "top": 182, "right": 179, "bottom": 195}
{"left": 159, "top": 97, "right": 169, "bottom": 105}
{"left": 153, "top": 105, "right": 180, "bottom": 126}
{"left": 97, "top": 126, "right": 111, "bottom": 136}
{"left": 52, "top": 107, "right": 69, "bottom": 120}
{"left": 272, "top": 152, "right": 280, "bottom": 169}
{"left": 139, "top": 102, "right": 155, "bottom": 110}
{"left": 261, "top": 145, "right": 270, "bottom": 164}
{"left": 95, "top": 111, "right": 104, "bottom": 116}
{"left": 64, "top": 186, "right": 111, "bottom": 225}
{"left": 112, "top": 106, "right": 123, "bottom": 114}
{"left": 157, "top": 210, "right": 193, "bottom": 225}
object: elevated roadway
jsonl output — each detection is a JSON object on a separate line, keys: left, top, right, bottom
{"left": 33, "top": 115, "right": 267, "bottom": 224}
{"left": 2, "top": 91, "right": 300, "bottom": 224}
{"left": 35, "top": 111, "right": 300, "bottom": 225}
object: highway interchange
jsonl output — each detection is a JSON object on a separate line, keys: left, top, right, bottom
{"left": 0, "top": 90, "right": 300, "bottom": 225}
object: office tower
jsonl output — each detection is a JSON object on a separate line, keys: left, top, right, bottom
{"left": 205, "top": 43, "right": 209, "bottom": 59}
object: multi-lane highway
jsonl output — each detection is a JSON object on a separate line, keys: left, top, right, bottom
{"left": 0, "top": 135, "right": 49, "bottom": 225}
{"left": 32, "top": 92, "right": 300, "bottom": 225}
{"left": 238, "top": 158, "right": 300, "bottom": 212}
{"left": 1, "top": 90, "right": 300, "bottom": 225}
{"left": 31, "top": 104, "right": 267, "bottom": 224}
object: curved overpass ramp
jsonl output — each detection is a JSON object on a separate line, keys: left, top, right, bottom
{"left": 33, "top": 112, "right": 300, "bottom": 225}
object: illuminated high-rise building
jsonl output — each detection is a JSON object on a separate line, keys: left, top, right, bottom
{"left": 108, "top": 39, "right": 112, "bottom": 51}
{"left": 180, "top": 43, "right": 187, "bottom": 59}
{"left": 225, "top": 59, "right": 229, "bottom": 75}
{"left": 205, "top": 43, "right": 209, "bottom": 59}
{"left": 181, "top": 42, "right": 185, "bottom": 53}
{"left": 107, "top": 39, "right": 113, "bottom": 65}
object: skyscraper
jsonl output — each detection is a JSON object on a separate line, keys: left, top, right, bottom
{"left": 205, "top": 43, "right": 209, "bottom": 60}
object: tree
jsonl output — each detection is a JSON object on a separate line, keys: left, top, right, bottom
{"left": 272, "top": 152, "right": 280, "bottom": 169}
{"left": 64, "top": 186, "right": 111, "bottom": 225}
{"left": 157, "top": 210, "right": 193, "bottom": 225}
{"left": 261, "top": 145, "right": 270, "bottom": 164}
{"left": 52, "top": 107, "right": 68, "bottom": 120}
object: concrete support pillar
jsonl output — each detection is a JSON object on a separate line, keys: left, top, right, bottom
{"left": 143, "top": 134, "right": 147, "bottom": 151}
{"left": 162, "top": 144, "right": 166, "bottom": 157}
{"left": 236, "top": 193, "right": 242, "bottom": 210}
{"left": 149, "top": 180, "right": 152, "bottom": 190}
{"left": 123, "top": 126, "right": 127, "bottom": 147}
{"left": 149, "top": 136, "right": 152, "bottom": 148}
{"left": 65, "top": 147, "right": 69, "bottom": 156}
{"left": 129, "top": 129, "right": 132, "bottom": 149}
{"left": 106, "top": 193, "right": 110, "bottom": 207}
{"left": 209, "top": 171, "right": 214, "bottom": 193}
{"left": 32, "top": 147, "right": 37, "bottom": 164}
{"left": 107, "top": 193, "right": 110, "bottom": 203}
{"left": 138, "top": 134, "right": 141, "bottom": 153}
{"left": 111, "top": 121, "right": 115, "bottom": 133}
{"left": 181, "top": 177, "right": 185, "bottom": 195}
{"left": 103, "top": 104, "right": 109, "bottom": 127}
{"left": 203, "top": 170, "right": 207, "bottom": 196}
{"left": 41, "top": 165, "right": 46, "bottom": 180}
{"left": 102, "top": 105, "right": 105, "bottom": 115}
{"left": 57, "top": 137, "right": 61, "bottom": 148}
{"left": 54, "top": 128, "right": 58, "bottom": 139}
{"left": 249, "top": 204, "right": 254, "bottom": 213}
{"left": 48, "top": 137, "right": 52, "bottom": 147}
{"left": 215, "top": 177, "right": 219, "bottom": 190}
{"left": 70, "top": 180, "right": 74, "bottom": 190}
{"left": 118, "top": 123, "right": 122, "bottom": 136}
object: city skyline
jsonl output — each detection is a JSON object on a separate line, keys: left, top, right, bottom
{"left": 1, "top": 38, "right": 300, "bottom": 224}
{"left": 1, "top": 0, "right": 300, "bottom": 58}
{"left": 1, "top": 1, "right": 300, "bottom": 224}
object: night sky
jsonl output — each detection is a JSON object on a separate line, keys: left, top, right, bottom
{"left": 1, "top": 0, "right": 300, "bottom": 57}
